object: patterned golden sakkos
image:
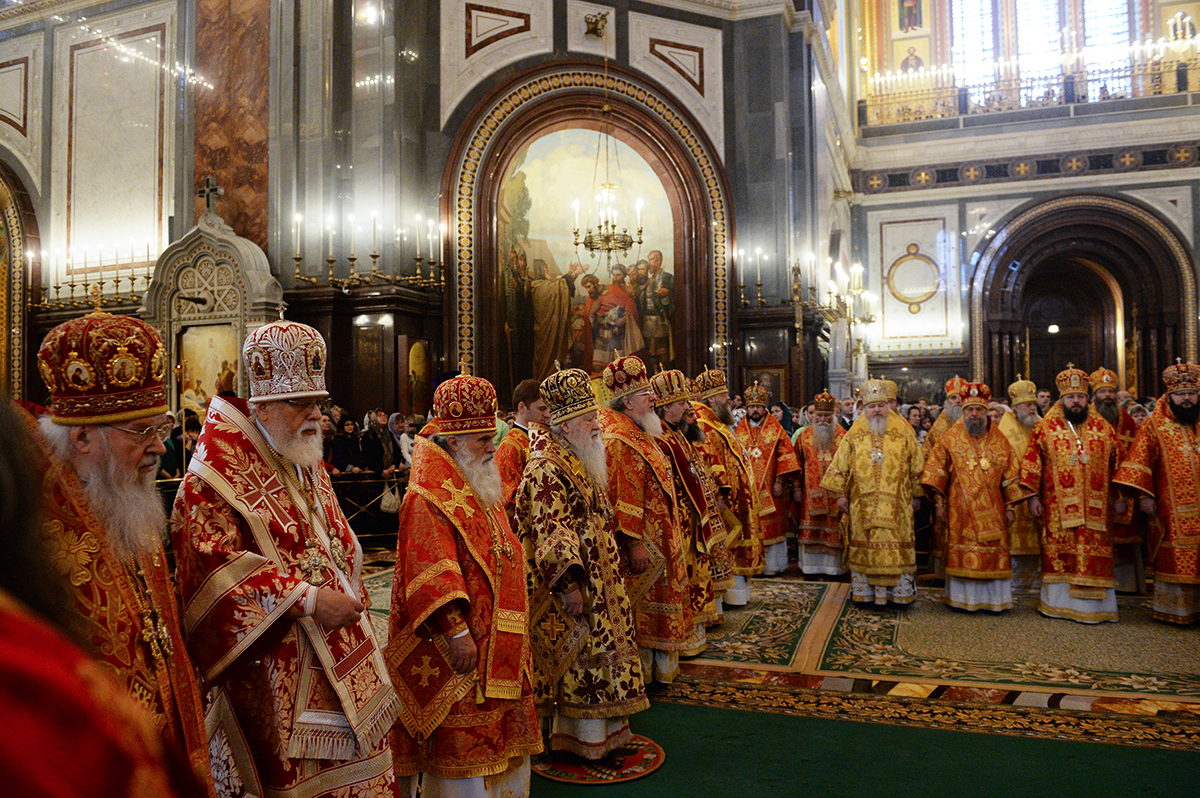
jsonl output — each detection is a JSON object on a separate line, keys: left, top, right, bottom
{"left": 821, "top": 383, "right": 926, "bottom": 602}
{"left": 388, "top": 374, "right": 541, "bottom": 781}
{"left": 999, "top": 375, "right": 1042, "bottom": 559}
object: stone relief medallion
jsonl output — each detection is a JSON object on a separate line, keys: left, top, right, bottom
{"left": 886, "top": 243, "right": 940, "bottom": 315}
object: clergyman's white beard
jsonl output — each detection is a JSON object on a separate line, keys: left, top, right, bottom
{"left": 262, "top": 416, "right": 324, "bottom": 470}
{"left": 633, "top": 408, "right": 663, "bottom": 439}
{"left": 812, "top": 420, "right": 836, "bottom": 450}
{"left": 866, "top": 414, "right": 888, "bottom": 437}
{"left": 455, "top": 449, "right": 503, "bottom": 508}
{"left": 1017, "top": 407, "right": 1039, "bottom": 429}
{"left": 944, "top": 404, "right": 963, "bottom": 423}
{"left": 562, "top": 425, "right": 609, "bottom": 494}
{"left": 78, "top": 449, "right": 167, "bottom": 567}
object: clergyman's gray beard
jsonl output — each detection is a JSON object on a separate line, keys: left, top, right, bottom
{"left": 263, "top": 416, "right": 324, "bottom": 470}
{"left": 454, "top": 450, "right": 503, "bottom": 508}
{"left": 813, "top": 421, "right": 836, "bottom": 450}
{"left": 633, "top": 408, "right": 663, "bottom": 438}
{"left": 711, "top": 402, "right": 735, "bottom": 426}
{"left": 562, "top": 427, "right": 609, "bottom": 494}
{"left": 944, "top": 404, "right": 963, "bottom": 423}
{"left": 79, "top": 451, "right": 167, "bottom": 567}
{"left": 1094, "top": 399, "right": 1120, "bottom": 426}
{"left": 866, "top": 415, "right": 887, "bottom": 437}
{"left": 1017, "top": 407, "right": 1039, "bottom": 429}
{"left": 964, "top": 416, "right": 987, "bottom": 438}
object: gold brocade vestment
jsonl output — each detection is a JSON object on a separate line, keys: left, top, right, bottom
{"left": 516, "top": 426, "right": 649, "bottom": 722}
{"left": 998, "top": 411, "right": 1042, "bottom": 556}
{"left": 921, "top": 421, "right": 1023, "bottom": 580}
{"left": 820, "top": 413, "right": 925, "bottom": 579}
{"left": 793, "top": 424, "right": 847, "bottom": 554}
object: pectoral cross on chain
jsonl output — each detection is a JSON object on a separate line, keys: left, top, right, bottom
{"left": 870, "top": 448, "right": 884, "bottom": 464}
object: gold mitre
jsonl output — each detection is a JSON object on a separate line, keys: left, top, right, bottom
{"left": 540, "top": 365, "right": 597, "bottom": 425}
{"left": 1007, "top": 374, "right": 1037, "bottom": 406}
{"left": 743, "top": 381, "right": 770, "bottom": 407}
{"left": 860, "top": 379, "right": 889, "bottom": 404}
{"left": 695, "top": 368, "right": 728, "bottom": 400}
{"left": 650, "top": 369, "right": 690, "bottom": 407}
{"left": 1055, "top": 363, "right": 1089, "bottom": 396}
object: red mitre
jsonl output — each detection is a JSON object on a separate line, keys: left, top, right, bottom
{"left": 602, "top": 355, "right": 651, "bottom": 401}
{"left": 962, "top": 382, "right": 991, "bottom": 409}
{"left": 36, "top": 310, "right": 168, "bottom": 425}
{"left": 431, "top": 374, "right": 497, "bottom": 435}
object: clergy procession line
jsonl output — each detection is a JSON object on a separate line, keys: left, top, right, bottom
{"left": 1, "top": 307, "right": 1197, "bottom": 797}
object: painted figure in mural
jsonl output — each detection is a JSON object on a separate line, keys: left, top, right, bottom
{"left": 581, "top": 265, "right": 644, "bottom": 372}
{"left": 637, "top": 249, "right": 674, "bottom": 372}
{"left": 501, "top": 247, "right": 535, "bottom": 393}
{"left": 900, "top": 0, "right": 921, "bottom": 32}
{"left": 900, "top": 46, "right": 924, "bottom": 71}
{"left": 529, "top": 258, "right": 583, "bottom": 381}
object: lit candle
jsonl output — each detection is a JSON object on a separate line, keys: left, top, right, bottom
{"left": 755, "top": 247, "right": 762, "bottom": 283}
{"left": 327, "top": 216, "right": 335, "bottom": 259}
{"left": 146, "top": 240, "right": 151, "bottom": 266}
{"left": 294, "top": 214, "right": 302, "bottom": 257}
{"left": 348, "top": 214, "right": 356, "bottom": 258}
{"left": 635, "top": 197, "right": 643, "bottom": 228}
{"left": 372, "top": 211, "right": 378, "bottom": 254}
{"left": 427, "top": 219, "right": 435, "bottom": 261}
{"left": 414, "top": 213, "right": 422, "bottom": 259}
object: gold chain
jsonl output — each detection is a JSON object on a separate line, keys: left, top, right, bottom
{"left": 128, "top": 561, "right": 174, "bottom": 662}
{"left": 264, "top": 443, "right": 351, "bottom": 583}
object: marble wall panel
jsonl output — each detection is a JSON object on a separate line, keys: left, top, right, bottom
{"left": 628, "top": 12, "right": 723, "bottom": 159}
{"left": 566, "top": 0, "right": 615, "bottom": 58}
{"left": 51, "top": 1, "right": 176, "bottom": 281}
{"left": 195, "top": 0, "right": 270, "bottom": 250}
{"left": 866, "top": 204, "right": 963, "bottom": 353}
{"left": 0, "top": 33, "right": 41, "bottom": 191}
{"left": 440, "top": 0, "right": 554, "bottom": 128}
{"left": 1123, "top": 185, "right": 1194, "bottom": 248}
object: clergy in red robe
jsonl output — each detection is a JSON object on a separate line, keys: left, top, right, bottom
{"left": 389, "top": 374, "right": 541, "bottom": 795}
{"left": 495, "top": 378, "right": 548, "bottom": 521}
{"left": 31, "top": 310, "right": 214, "bottom": 795}
{"left": 1113, "top": 362, "right": 1200, "bottom": 624}
{"left": 173, "top": 321, "right": 399, "bottom": 797}
{"left": 694, "top": 368, "right": 764, "bottom": 605}
{"left": 921, "top": 382, "right": 1023, "bottom": 612}
{"left": 1090, "top": 367, "right": 1145, "bottom": 593}
{"left": 1020, "top": 365, "right": 1124, "bottom": 624}
{"left": 792, "top": 391, "right": 847, "bottom": 576}
{"left": 735, "top": 382, "right": 801, "bottom": 575}
{"left": 600, "top": 355, "right": 687, "bottom": 684}
{"left": 923, "top": 375, "right": 969, "bottom": 575}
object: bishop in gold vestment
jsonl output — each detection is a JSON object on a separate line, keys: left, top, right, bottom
{"left": 735, "top": 383, "right": 801, "bottom": 575}
{"left": 1113, "top": 362, "right": 1200, "bottom": 624}
{"left": 998, "top": 376, "right": 1043, "bottom": 591}
{"left": 821, "top": 380, "right": 925, "bottom": 605}
{"left": 921, "top": 383, "right": 1023, "bottom": 612}
{"left": 694, "top": 368, "right": 763, "bottom": 605}
{"left": 517, "top": 368, "right": 648, "bottom": 759}
{"left": 1020, "top": 366, "right": 1122, "bottom": 624}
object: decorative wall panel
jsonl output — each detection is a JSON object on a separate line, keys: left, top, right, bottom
{"left": 867, "top": 206, "right": 962, "bottom": 353}
{"left": 51, "top": 1, "right": 176, "bottom": 283}
{"left": 0, "top": 33, "right": 41, "bottom": 190}
{"left": 1123, "top": 185, "right": 1194, "bottom": 247}
{"left": 566, "top": 0, "right": 615, "bottom": 58}
{"left": 440, "top": 0, "right": 554, "bottom": 127}
{"left": 628, "top": 12, "right": 723, "bottom": 158}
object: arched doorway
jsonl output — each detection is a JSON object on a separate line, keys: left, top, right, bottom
{"left": 971, "top": 194, "right": 1196, "bottom": 396}
{"left": 442, "top": 61, "right": 733, "bottom": 386}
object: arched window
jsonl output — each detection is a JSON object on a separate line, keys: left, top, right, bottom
{"left": 951, "top": 0, "right": 996, "bottom": 94}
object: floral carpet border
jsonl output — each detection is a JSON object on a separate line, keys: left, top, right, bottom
{"left": 655, "top": 676, "right": 1200, "bottom": 751}
{"left": 817, "top": 595, "right": 1200, "bottom": 699}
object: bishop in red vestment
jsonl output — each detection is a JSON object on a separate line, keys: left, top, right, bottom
{"left": 1090, "top": 367, "right": 1145, "bottom": 593}
{"left": 735, "top": 383, "right": 801, "bottom": 575}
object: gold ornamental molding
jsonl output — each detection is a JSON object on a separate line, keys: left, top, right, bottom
{"left": 449, "top": 67, "right": 731, "bottom": 375}
{"left": 969, "top": 194, "right": 1197, "bottom": 379}
{"left": 0, "top": 174, "right": 24, "bottom": 396}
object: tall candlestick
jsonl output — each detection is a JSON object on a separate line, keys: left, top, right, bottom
{"left": 294, "top": 214, "right": 302, "bottom": 257}
{"left": 414, "top": 213, "right": 422, "bottom": 262}
{"left": 755, "top": 247, "right": 762, "bottom": 283}
{"left": 348, "top": 214, "right": 356, "bottom": 257}
{"left": 327, "top": 217, "right": 334, "bottom": 260}
{"left": 372, "top": 211, "right": 378, "bottom": 254}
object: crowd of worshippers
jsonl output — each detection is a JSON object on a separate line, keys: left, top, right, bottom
{"left": 2, "top": 307, "right": 1198, "bottom": 797}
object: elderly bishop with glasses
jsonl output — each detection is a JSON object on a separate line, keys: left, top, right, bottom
{"left": 172, "top": 319, "right": 401, "bottom": 795}
{"left": 25, "top": 309, "right": 215, "bottom": 793}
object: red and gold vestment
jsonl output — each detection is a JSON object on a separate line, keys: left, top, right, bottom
{"left": 1113, "top": 398, "right": 1200, "bottom": 591}
{"left": 173, "top": 396, "right": 399, "bottom": 796}
{"left": 388, "top": 435, "right": 541, "bottom": 779}
{"left": 1107, "top": 407, "right": 1142, "bottom": 546}
{"left": 921, "top": 421, "right": 1023, "bottom": 580}
{"left": 25, "top": 411, "right": 213, "bottom": 795}
{"left": 793, "top": 424, "right": 846, "bottom": 556}
{"left": 599, "top": 407, "right": 691, "bottom": 651}
{"left": 516, "top": 426, "right": 648, "bottom": 729}
{"left": 694, "top": 402, "right": 764, "bottom": 576}
{"left": 0, "top": 587, "right": 206, "bottom": 798}
{"left": 734, "top": 415, "right": 801, "bottom": 546}
{"left": 1019, "top": 405, "right": 1120, "bottom": 591}
{"left": 495, "top": 425, "right": 530, "bottom": 519}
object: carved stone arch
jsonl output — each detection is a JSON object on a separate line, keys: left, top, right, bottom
{"left": 0, "top": 156, "right": 40, "bottom": 397}
{"left": 441, "top": 59, "right": 733, "bottom": 383}
{"left": 969, "top": 193, "right": 1196, "bottom": 396}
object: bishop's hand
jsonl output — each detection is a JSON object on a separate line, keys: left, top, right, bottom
{"left": 626, "top": 540, "right": 650, "bottom": 574}
{"left": 1140, "top": 496, "right": 1158, "bottom": 516}
{"left": 447, "top": 632, "right": 478, "bottom": 674}
{"left": 313, "top": 588, "right": 364, "bottom": 630}
{"left": 1028, "top": 496, "right": 1044, "bottom": 518}
{"left": 837, "top": 496, "right": 849, "bottom": 514}
{"left": 560, "top": 589, "right": 584, "bottom": 618}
